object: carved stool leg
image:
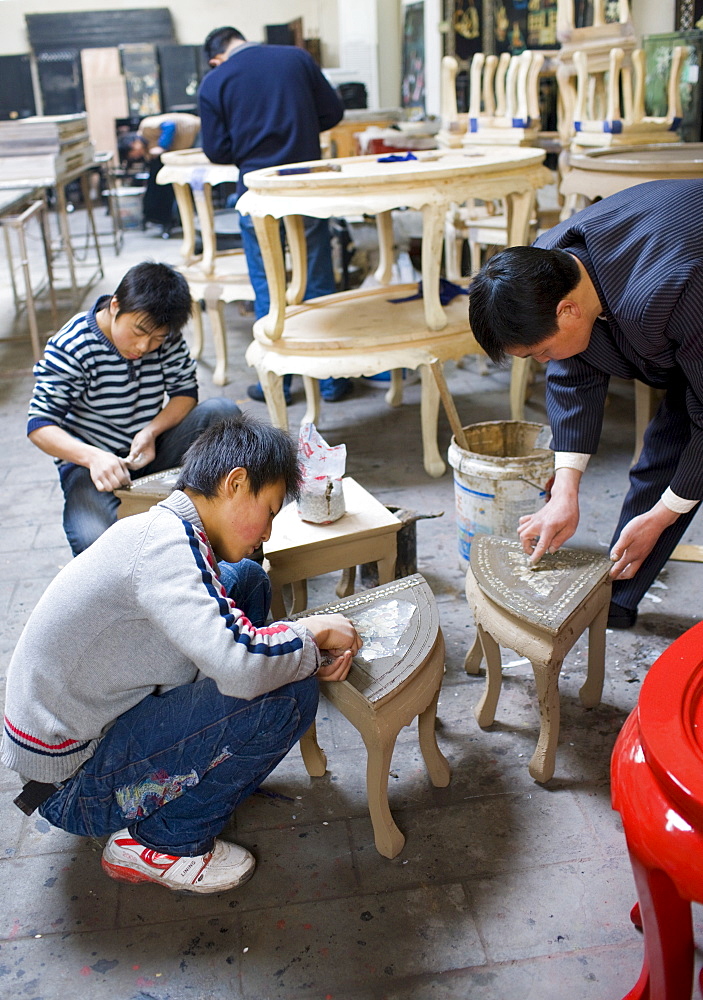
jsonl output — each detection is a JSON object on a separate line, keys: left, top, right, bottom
{"left": 299, "top": 720, "right": 327, "bottom": 777}
{"left": 474, "top": 625, "right": 503, "bottom": 727}
{"left": 417, "top": 689, "right": 451, "bottom": 787}
{"left": 529, "top": 658, "right": 560, "bottom": 783}
{"left": 289, "top": 579, "right": 308, "bottom": 615}
{"left": 336, "top": 565, "right": 356, "bottom": 599}
{"left": 361, "top": 723, "right": 405, "bottom": 859}
{"left": 580, "top": 598, "right": 608, "bottom": 708}
{"left": 623, "top": 853, "right": 695, "bottom": 1000}
{"left": 464, "top": 633, "right": 483, "bottom": 675}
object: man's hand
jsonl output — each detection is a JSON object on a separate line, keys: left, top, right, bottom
{"left": 304, "top": 613, "right": 362, "bottom": 683}
{"left": 609, "top": 501, "right": 680, "bottom": 580}
{"left": 517, "top": 466, "right": 582, "bottom": 564}
{"left": 89, "top": 450, "right": 132, "bottom": 492}
{"left": 126, "top": 428, "right": 157, "bottom": 471}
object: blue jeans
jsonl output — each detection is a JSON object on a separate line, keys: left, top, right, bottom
{"left": 60, "top": 397, "right": 240, "bottom": 556}
{"left": 239, "top": 213, "right": 336, "bottom": 321}
{"left": 39, "top": 560, "right": 319, "bottom": 855}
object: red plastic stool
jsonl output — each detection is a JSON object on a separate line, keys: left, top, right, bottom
{"left": 611, "top": 620, "right": 703, "bottom": 1000}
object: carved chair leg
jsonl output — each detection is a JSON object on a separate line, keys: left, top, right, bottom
{"left": 474, "top": 625, "right": 502, "bottom": 727}
{"left": 528, "top": 659, "right": 561, "bottom": 783}
{"left": 299, "top": 721, "right": 327, "bottom": 777}
{"left": 362, "top": 725, "right": 405, "bottom": 859}
{"left": 580, "top": 599, "right": 608, "bottom": 708}
{"left": 302, "top": 375, "right": 320, "bottom": 427}
{"left": 385, "top": 369, "right": 404, "bottom": 408}
{"left": 259, "top": 369, "right": 290, "bottom": 430}
{"left": 417, "top": 689, "right": 451, "bottom": 787}
{"left": 205, "top": 298, "right": 228, "bottom": 386}
{"left": 189, "top": 300, "right": 204, "bottom": 360}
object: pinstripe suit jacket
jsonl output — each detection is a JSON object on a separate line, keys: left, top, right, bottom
{"left": 534, "top": 179, "right": 703, "bottom": 499}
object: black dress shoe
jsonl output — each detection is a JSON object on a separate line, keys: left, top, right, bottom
{"left": 607, "top": 601, "right": 638, "bottom": 629}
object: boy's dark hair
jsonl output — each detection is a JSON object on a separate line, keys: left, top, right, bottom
{"left": 203, "top": 26, "right": 246, "bottom": 61}
{"left": 468, "top": 246, "right": 580, "bottom": 363}
{"left": 117, "top": 130, "right": 146, "bottom": 166}
{"left": 113, "top": 262, "right": 192, "bottom": 337}
{"left": 176, "top": 413, "right": 302, "bottom": 500}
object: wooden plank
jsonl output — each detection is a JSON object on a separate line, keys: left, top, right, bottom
{"left": 81, "top": 49, "right": 128, "bottom": 160}
{"left": 670, "top": 544, "right": 703, "bottom": 563}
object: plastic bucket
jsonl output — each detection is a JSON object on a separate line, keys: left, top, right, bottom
{"left": 447, "top": 420, "right": 554, "bottom": 568}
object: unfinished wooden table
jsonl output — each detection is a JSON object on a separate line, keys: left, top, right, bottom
{"left": 237, "top": 147, "right": 552, "bottom": 476}
{"left": 262, "top": 476, "right": 402, "bottom": 619}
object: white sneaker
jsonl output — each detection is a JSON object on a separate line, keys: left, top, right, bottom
{"left": 101, "top": 830, "right": 256, "bottom": 893}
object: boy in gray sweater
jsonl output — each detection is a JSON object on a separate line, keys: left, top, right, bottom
{"left": 2, "top": 414, "right": 360, "bottom": 894}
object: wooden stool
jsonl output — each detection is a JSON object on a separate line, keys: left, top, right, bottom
{"left": 464, "top": 536, "right": 611, "bottom": 783}
{"left": 612, "top": 621, "right": 703, "bottom": 1000}
{"left": 114, "top": 468, "right": 181, "bottom": 518}
{"left": 294, "top": 574, "right": 451, "bottom": 858}
{"left": 263, "top": 476, "right": 402, "bottom": 619}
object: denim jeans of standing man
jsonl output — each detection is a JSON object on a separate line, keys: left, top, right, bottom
{"left": 39, "top": 559, "right": 319, "bottom": 856}
{"left": 59, "top": 397, "right": 241, "bottom": 556}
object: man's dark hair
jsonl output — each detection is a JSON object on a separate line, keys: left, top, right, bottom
{"left": 203, "top": 26, "right": 246, "bottom": 61}
{"left": 112, "top": 262, "right": 192, "bottom": 337}
{"left": 176, "top": 414, "right": 302, "bottom": 499}
{"left": 117, "top": 131, "right": 145, "bottom": 166}
{"left": 468, "top": 246, "right": 580, "bottom": 363}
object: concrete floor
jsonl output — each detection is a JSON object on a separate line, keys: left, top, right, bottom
{"left": 0, "top": 206, "right": 702, "bottom": 1000}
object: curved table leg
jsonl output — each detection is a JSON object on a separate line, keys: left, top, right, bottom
{"left": 374, "top": 211, "right": 394, "bottom": 285}
{"left": 529, "top": 659, "right": 560, "bottom": 783}
{"left": 284, "top": 215, "right": 307, "bottom": 305}
{"left": 474, "top": 625, "right": 502, "bottom": 727}
{"left": 299, "top": 721, "right": 327, "bottom": 777}
{"left": 418, "top": 689, "right": 451, "bottom": 787}
{"left": 419, "top": 362, "right": 445, "bottom": 478}
{"left": 510, "top": 356, "right": 531, "bottom": 421}
{"left": 421, "top": 203, "right": 449, "bottom": 331}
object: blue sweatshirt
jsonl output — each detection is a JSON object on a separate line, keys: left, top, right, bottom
{"left": 198, "top": 42, "right": 344, "bottom": 195}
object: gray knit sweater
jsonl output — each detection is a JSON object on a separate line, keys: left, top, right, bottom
{"left": 2, "top": 491, "right": 319, "bottom": 783}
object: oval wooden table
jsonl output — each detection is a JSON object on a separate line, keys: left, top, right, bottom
{"left": 237, "top": 148, "right": 552, "bottom": 476}
{"left": 611, "top": 620, "right": 703, "bottom": 1000}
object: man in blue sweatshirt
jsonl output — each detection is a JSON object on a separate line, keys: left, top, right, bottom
{"left": 198, "top": 26, "right": 351, "bottom": 404}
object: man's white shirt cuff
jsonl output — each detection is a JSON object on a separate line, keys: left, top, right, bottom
{"left": 661, "top": 487, "right": 699, "bottom": 514}
{"left": 553, "top": 452, "right": 591, "bottom": 473}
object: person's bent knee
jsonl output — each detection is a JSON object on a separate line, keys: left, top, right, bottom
{"left": 197, "top": 398, "right": 241, "bottom": 425}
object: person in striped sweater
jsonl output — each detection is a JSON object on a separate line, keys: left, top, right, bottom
{"left": 3, "top": 414, "right": 361, "bottom": 893}
{"left": 467, "top": 179, "right": 703, "bottom": 629}
{"left": 27, "top": 260, "right": 240, "bottom": 556}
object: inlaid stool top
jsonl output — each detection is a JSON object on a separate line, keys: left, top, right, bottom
{"left": 293, "top": 574, "right": 439, "bottom": 705}
{"left": 470, "top": 536, "right": 612, "bottom": 636}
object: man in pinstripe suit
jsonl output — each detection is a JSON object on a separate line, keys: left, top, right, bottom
{"left": 468, "top": 179, "right": 703, "bottom": 628}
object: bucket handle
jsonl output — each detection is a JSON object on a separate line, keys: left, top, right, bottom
{"left": 518, "top": 477, "right": 548, "bottom": 493}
